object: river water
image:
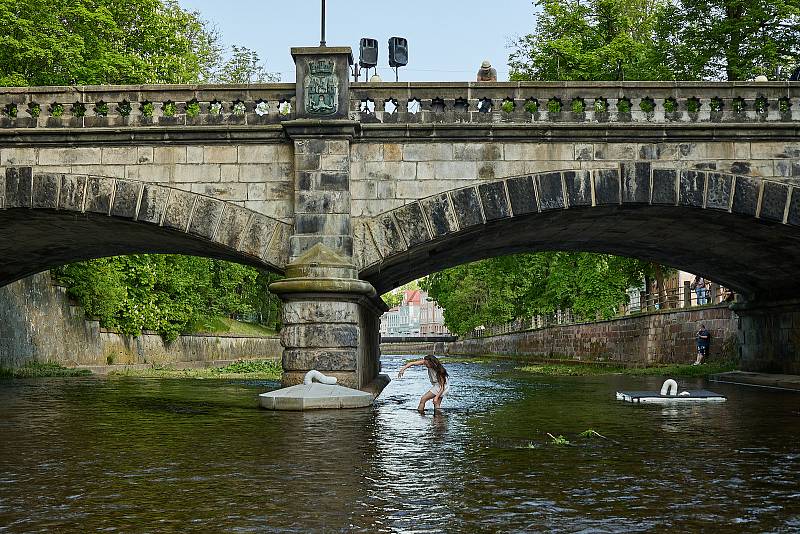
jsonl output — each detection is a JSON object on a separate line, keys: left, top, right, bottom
{"left": 1, "top": 355, "right": 799, "bottom": 532}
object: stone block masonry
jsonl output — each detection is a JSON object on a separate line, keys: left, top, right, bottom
{"left": 1, "top": 144, "right": 295, "bottom": 223}
{"left": 440, "top": 306, "right": 738, "bottom": 365}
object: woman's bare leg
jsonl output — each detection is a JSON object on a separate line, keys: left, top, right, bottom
{"left": 418, "top": 391, "right": 435, "bottom": 413}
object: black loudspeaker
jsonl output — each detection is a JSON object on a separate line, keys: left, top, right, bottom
{"left": 388, "top": 37, "right": 408, "bottom": 67}
{"left": 359, "top": 38, "right": 378, "bottom": 68}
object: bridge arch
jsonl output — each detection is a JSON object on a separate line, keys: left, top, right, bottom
{"left": 355, "top": 166, "right": 800, "bottom": 301}
{"left": 0, "top": 167, "right": 290, "bottom": 285}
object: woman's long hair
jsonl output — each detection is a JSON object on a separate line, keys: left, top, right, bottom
{"left": 424, "top": 354, "right": 448, "bottom": 388}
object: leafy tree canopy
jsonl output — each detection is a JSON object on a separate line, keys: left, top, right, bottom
{"left": 54, "top": 256, "right": 281, "bottom": 341}
{"left": 509, "top": 0, "right": 800, "bottom": 82}
{"left": 0, "top": 0, "right": 221, "bottom": 86}
{"left": 0, "top": 0, "right": 280, "bottom": 86}
{"left": 421, "top": 253, "right": 653, "bottom": 335}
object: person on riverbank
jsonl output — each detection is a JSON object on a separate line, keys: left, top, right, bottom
{"left": 694, "top": 323, "right": 711, "bottom": 365}
{"left": 691, "top": 275, "right": 707, "bottom": 305}
{"left": 397, "top": 354, "right": 450, "bottom": 413}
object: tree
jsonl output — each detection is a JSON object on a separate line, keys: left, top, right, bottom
{"left": 213, "top": 45, "right": 280, "bottom": 84}
{"left": 54, "top": 256, "right": 281, "bottom": 340}
{"left": 422, "top": 253, "right": 651, "bottom": 335}
{"left": 509, "top": 0, "right": 800, "bottom": 82}
{"left": 509, "top": 0, "right": 677, "bottom": 81}
{"left": 677, "top": 0, "right": 800, "bottom": 80}
{"left": 0, "top": 0, "right": 222, "bottom": 86}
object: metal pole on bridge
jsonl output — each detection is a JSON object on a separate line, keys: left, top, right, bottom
{"left": 320, "top": 0, "right": 326, "bottom": 47}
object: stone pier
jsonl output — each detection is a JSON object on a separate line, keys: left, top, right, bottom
{"left": 268, "top": 46, "right": 388, "bottom": 395}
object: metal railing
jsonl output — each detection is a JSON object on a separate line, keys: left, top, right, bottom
{"left": 464, "top": 282, "right": 733, "bottom": 339}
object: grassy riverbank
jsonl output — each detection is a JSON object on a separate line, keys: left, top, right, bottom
{"left": 0, "top": 361, "right": 93, "bottom": 378}
{"left": 518, "top": 361, "right": 737, "bottom": 377}
{"left": 107, "top": 359, "right": 282, "bottom": 381}
{"left": 185, "top": 317, "right": 277, "bottom": 337}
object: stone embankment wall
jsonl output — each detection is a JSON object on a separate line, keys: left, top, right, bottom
{"left": 435, "top": 305, "right": 737, "bottom": 364}
{"left": 381, "top": 341, "right": 450, "bottom": 355}
{"left": 0, "top": 272, "right": 281, "bottom": 368}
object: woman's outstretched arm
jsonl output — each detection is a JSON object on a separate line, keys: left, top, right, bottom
{"left": 397, "top": 359, "right": 424, "bottom": 378}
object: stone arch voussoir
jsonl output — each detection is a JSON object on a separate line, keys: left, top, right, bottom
{"left": 355, "top": 165, "right": 800, "bottom": 298}
{"left": 1, "top": 167, "right": 290, "bottom": 283}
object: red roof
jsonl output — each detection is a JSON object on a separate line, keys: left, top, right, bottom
{"left": 403, "top": 289, "right": 422, "bottom": 305}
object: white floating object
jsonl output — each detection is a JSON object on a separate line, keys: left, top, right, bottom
{"left": 615, "top": 389, "right": 726, "bottom": 404}
{"left": 660, "top": 379, "right": 678, "bottom": 396}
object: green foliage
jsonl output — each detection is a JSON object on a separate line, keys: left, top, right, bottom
{"left": 107, "top": 359, "right": 282, "bottom": 380}
{"left": 517, "top": 360, "right": 737, "bottom": 377}
{"left": 509, "top": 0, "right": 800, "bottom": 82}
{"left": 185, "top": 99, "right": 200, "bottom": 117}
{"left": 53, "top": 255, "right": 282, "bottom": 340}
{"left": 141, "top": 101, "right": 154, "bottom": 117}
{"left": 547, "top": 433, "right": 571, "bottom": 446}
{"left": 117, "top": 100, "right": 132, "bottom": 116}
{"left": 381, "top": 280, "right": 420, "bottom": 308}
{"left": 0, "top": 0, "right": 223, "bottom": 86}
{"left": 216, "top": 359, "right": 281, "bottom": 375}
{"left": 422, "top": 252, "right": 650, "bottom": 335}
{"left": 510, "top": 0, "right": 678, "bottom": 82}
{"left": 49, "top": 103, "right": 63, "bottom": 117}
{"left": 212, "top": 45, "right": 280, "bottom": 84}
{"left": 677, "top": 0, "right": 800, "bottom": 81}
{"left": 0, "top": 361, "right": 92, "bottom": 378}
{"left": 524, "top": 99, "right": 539, "bottom": 113}
{"left": 162, "top": 101, "right": 176, "bottom": 116}
{"left": 71, "top": 102, "right": 86, "bottom": 117}
{"left": 501, "top": 99, "right": 516, "bottom": 113}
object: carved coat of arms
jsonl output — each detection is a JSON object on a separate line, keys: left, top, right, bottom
{"left": 305, "top": 59, "right": 338, "bottom": 116}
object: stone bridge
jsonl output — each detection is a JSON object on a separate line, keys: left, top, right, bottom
{"left": 1, "top": 46, "right": 800, "bottom": 388}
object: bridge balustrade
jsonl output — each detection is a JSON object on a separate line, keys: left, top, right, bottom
{"left": 1, "top": 82, "right": 798, "bottom": 129}
{"left": 0, "top": 84, "right": 297, "bottom": 128}
{"left": 349, "top": 82, "right": 799, "bottom": 125}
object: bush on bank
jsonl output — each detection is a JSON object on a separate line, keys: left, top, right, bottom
{"left": 53, "top": 255, "right": 282, "bottom": 340}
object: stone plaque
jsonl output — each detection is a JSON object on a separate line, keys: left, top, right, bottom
{"left": 305, "top": 60, "right": 338, "bottom": 116}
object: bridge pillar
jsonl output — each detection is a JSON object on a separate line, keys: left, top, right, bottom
{"left": 268, "top": 46, "right": 389, "bottom": 395}
{"left": 269, "top": 244, "right": 388, "bottom": 392}
{"left": 733, "top": 299, "right": 800, "bottom": 375}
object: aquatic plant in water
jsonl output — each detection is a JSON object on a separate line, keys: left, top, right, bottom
{"left": 547, "top": 433, "right": 571, "bottom": 446}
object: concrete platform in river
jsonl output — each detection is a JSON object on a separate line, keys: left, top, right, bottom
{"left": 709, "top": 371, "right": 800, "bottom": 391}
{"left": 259, "top": 383, "right": 374, "bottom": 410}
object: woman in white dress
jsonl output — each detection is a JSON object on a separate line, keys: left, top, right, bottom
{"left": 397, "top": 354, "right": 450, "bottom": 413}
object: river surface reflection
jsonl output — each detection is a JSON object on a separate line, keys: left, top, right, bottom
{"left": 1, "top": 355, "right": 799, "bottom": 532}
